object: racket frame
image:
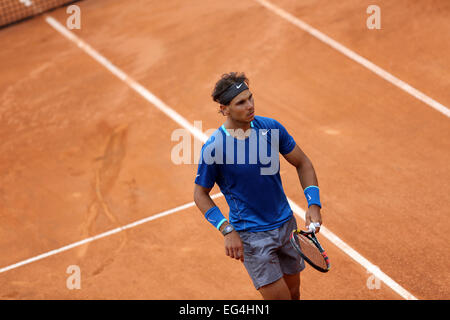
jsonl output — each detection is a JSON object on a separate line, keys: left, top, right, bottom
{"left": 290, "top": 229, "right": 331, "bottom": 273}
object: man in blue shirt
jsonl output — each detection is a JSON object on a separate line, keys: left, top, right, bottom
{"left": 194, "top": 72, "right": 323, "bottom": 300}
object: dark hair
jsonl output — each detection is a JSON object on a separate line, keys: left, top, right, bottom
{"left": 212, "top": 72, "right": 249, "bottom": 105}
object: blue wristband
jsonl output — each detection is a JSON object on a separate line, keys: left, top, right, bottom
{"left": 205, "top": 206, "right": 227, "bottom": 230}
{"left": 304, "top": 185, "right": 322, "bottom": 208}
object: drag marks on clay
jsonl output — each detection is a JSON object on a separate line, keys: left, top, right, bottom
{"left": 76, "top": 124, "right": 129, "bottom": 276}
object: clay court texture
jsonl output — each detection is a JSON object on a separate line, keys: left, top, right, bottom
{"left": 0, "top": 0, "right": 449, "bottom": 300}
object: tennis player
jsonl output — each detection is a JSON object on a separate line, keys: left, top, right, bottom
{"left": 193, "top": 72, "right": 322, "bottom": 300}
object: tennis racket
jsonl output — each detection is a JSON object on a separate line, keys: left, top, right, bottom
{"left": 290, "top": 222, "right": 331, "bottom": 273}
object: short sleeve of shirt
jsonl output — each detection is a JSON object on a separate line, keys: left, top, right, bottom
{"left": 194, "top": 138, "right": 219, "bottom": 189}
{"left": 273, "top": 119, "right": 296, "bottom": 154}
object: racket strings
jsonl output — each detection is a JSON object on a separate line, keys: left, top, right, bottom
{"left": 295, "top": 234, "right": 327, "bottom": 269}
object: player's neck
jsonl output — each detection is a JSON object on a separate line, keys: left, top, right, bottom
{"left": 224, "top": 117, "right": 251, "bottom": 132}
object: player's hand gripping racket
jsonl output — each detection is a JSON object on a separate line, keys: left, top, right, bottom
{"left": 290, "top": 222, "right": 331, "bottom": 273}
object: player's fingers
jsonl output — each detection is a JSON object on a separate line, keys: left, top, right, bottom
{"left": 228, "top": 245, "right": 236, "bottom": 259}
{"left": 305, "top": 218, "right": 311, "bottom": 230}
{"left": 232, "top": 247, "right": 240, "bottom": 260}
{"left": 237, "top": 246, "right": 244, "bottom": 261}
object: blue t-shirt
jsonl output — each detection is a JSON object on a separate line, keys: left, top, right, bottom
{"left": 194, "top": 115, "right": 296, "bottom": 232}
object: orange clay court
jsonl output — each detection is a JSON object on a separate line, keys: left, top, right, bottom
{"left": 0, "top": 0, "right": 449, "bottom": 300}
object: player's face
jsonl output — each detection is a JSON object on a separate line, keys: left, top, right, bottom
{"left": 226, "top": 90, "right": 255, "bottom": 123}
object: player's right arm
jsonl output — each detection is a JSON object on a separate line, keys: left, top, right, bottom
{"left": 193, "top": 184, "right": 216, "bottom": 213}
{"left": 194, "top": 184, "right": 244, "bottom": 262}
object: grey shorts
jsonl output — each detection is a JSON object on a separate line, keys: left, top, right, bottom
{"left": 238, "top": 215, "right": 305, "bottom": 290}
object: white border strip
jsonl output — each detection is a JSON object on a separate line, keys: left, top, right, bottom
{"left": 288, "top": 200, "right": 418, "bottom": 300}
{"left": 0, "top": 193, "right": 223, "bottom": 274}
{"left": 40, "top": 16, "right": 418, "bottom": 300}
{"left": 254, "top": 0, "right": 450, "bottom": 118}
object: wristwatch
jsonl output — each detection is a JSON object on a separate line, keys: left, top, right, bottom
{"left": 221, "top": 224, "right": 235, "bottom": 236}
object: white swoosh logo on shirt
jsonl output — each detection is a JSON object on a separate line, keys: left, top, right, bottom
{"left": 236, "top": 83, "right": 243, "bottom": 89}
{"left": 262, "top": 130, "right": 269, "bottom": 135}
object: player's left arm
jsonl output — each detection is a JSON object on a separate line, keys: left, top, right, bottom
{"left": 282, "top": 145, "right": 322, "bottom": 232}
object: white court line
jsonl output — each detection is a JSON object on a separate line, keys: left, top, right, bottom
{"left": 42, "top": 16, "right": 418, "bottom": 300}
{"left": 44, "top": 17, "right": 206, "bottom": 143}
{"left": 254, "top": 0, "right": 450, "bottom": 118}
{"left": 0, "top": 193, "right": 224, "bottom": 274}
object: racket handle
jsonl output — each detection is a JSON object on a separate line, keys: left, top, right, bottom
{"left": 308, "top": 222, "right": 321, "bottom": 233}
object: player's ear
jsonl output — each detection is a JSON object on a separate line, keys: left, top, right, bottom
{"left": 220, "top": 104, "right": 229, "bottom": 116}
